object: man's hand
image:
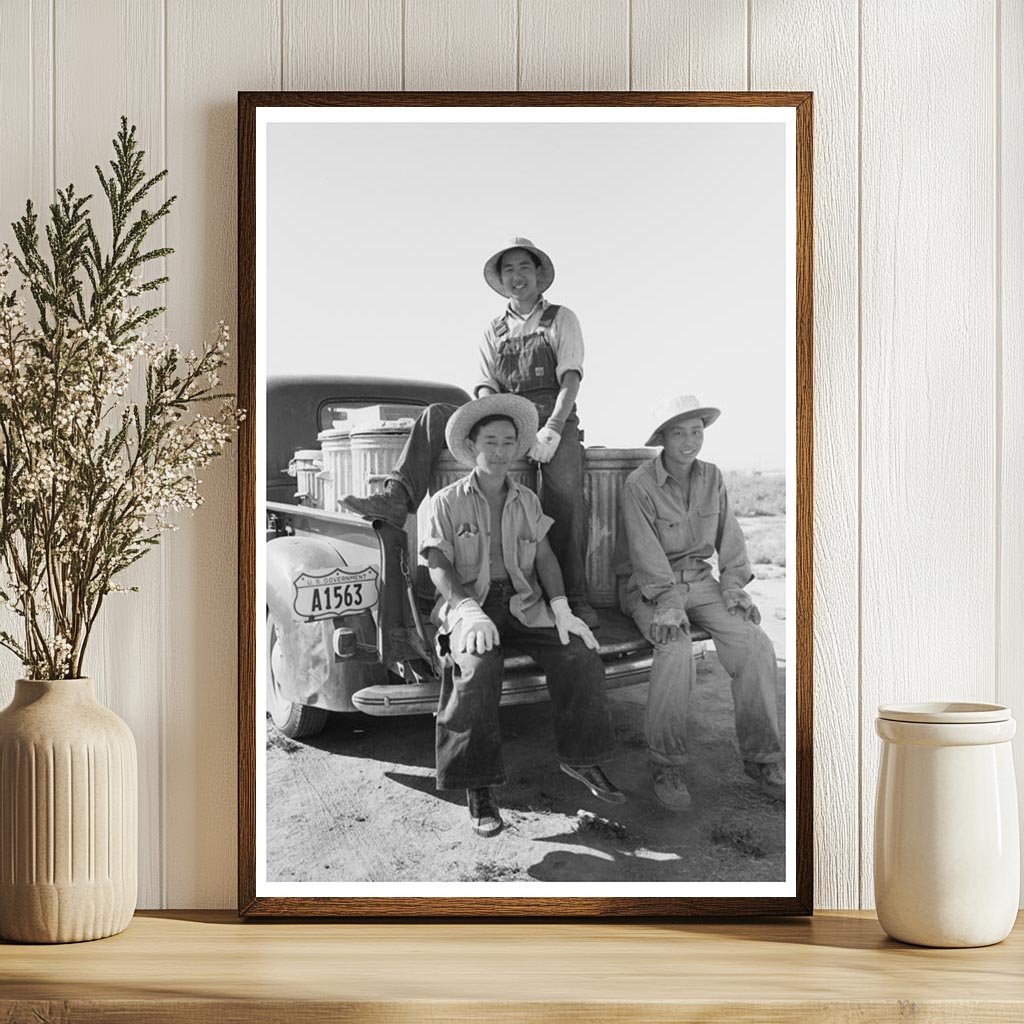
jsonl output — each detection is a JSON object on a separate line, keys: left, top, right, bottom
{"left": 451, "top": 598, "right": 500, "bottom": 654}
{"left": 651, "top": 605, "right": 689, "bottom": 644}
{"left": 722, "top": 587, "right": 761, "bottom": 625}
{"left": 550, "top": 597, "right": 599, "bottom": 650}
{"left": 528, "top": 425, "right": 562, "bottom": 464}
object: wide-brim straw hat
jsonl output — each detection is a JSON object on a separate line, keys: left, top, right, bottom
{"left": 645, "top": 395, "right": 721, "bottom": 446}
{"left": 446, "top": 394, "right": 539, "bottom": 468}
{"left": 483, "top": 237, "right": 555, "bottom": 297}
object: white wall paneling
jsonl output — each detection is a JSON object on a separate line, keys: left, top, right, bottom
{"left": 283, "top": 0, "right": 402, "bottom": 91}
{"left": 518, "top": 0, "right": 629, "bottom": 91}
{"left": 859, "top": 0, "right": 998, "bottom": 908}
{"left": 163, "top": 0, "right": 279, "bottom": 908}
{"left": 404, "top": 0, "right": 516, "bottom": 90}
{"left": 750, "top": 0, "right": 860, "bottom": 909}
{"left": 1000, "top": 0, "right": 1024, "bottom": 900}
{"left": 631, "top": 0, "right": 746, "bottom": 91}
{"left": 0, "top": 0, "right": 1018, "bottom": 909}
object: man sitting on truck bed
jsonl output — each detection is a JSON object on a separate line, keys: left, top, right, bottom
{"left": 616, "top": 395, "right": 786, "bottom": 812}
{"left": 420, "top": 393, "right": 624, "bottom": 837}
{"left": 341, "top": 236, "right": 598, "bottom": 629}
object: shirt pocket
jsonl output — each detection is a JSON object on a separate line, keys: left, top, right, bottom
{"left": 454, "top": 527, "right": 482, "bottom": 583}
{"left": 654, "top": 517, "right": 685, "bottom": 551}
{"left": 690, "top": 505, "right": 719, "bottom": 546}
{"left": 517, "top": 537, "right": 538, "bottom": 574}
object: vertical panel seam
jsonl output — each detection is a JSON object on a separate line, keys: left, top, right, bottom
{"left": 158, "top": 0, "right": 168, "bottom": 911}
{"left": 400, "top": 0, "right": 405, "bottom": 90}
{"left": 746, "top": 0, "right": 752, "bottom": 90}
{"left": 627, "top": 0, "right": 632, "bottom": 91}
{"left": 994, "top": 0, "right": 1003, "bottom": 706}
{"left": 279, "top": 0, "right": 284, "bottom": 91}
{"left": 856, "top": 0, "right": 864, "bottom": 910}
{"left": 50, "top": 0, "right": 55, "bottom": 197}
{"left": 516, "top": 0, "right": 521, "bottom": 91}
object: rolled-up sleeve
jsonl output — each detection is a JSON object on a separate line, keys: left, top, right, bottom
{"left": 715, "top": 478, "right": 753, "bottom": 591}
{"left": 419, "top": 491, "right": 455, "bottom": 564}
{"left": 551, "top": 306, "right": 584, "bottom": 383}
{"left": 622, "top": 479, "right": 686, "bottom": 612}
{"left": 475, "top": 327, "right": 501, "bottom": 396}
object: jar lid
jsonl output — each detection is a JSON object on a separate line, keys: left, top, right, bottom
{"left": 877, "top": 701, "right": 1011, "bottom": 724}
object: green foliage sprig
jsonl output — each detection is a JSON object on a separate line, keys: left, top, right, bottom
{"left": 0, "top": 117, "right": 241, "bottom": 679}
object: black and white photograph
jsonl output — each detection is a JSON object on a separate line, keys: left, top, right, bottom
{"left": 245, "top": 96, "right": 809, "bottom": 914}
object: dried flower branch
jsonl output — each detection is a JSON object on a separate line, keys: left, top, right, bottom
{"left": 0, "top": 117, "right": 241, "bottom": 679}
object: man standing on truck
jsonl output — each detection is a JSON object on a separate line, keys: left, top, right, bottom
{"left": 341, "top": 237, "right": 598, "bottom": 629}
{"left": 616, "top": 395, "right": 785, "bottom": 812}
{"left": 420, "top": 393, "right": 624, "bottom": 837}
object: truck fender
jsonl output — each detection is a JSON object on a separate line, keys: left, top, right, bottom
{"left": 266, "top": 535, "right": 386, "bottom": 712}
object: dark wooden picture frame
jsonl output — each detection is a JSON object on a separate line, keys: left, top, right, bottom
{"left": 238, "top": 91, "right": 813, "bottom": 917}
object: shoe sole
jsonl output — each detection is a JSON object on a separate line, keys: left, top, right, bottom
{"left": 472, "top": 818, "right": 503, "bottom": 837}
{"left": 560, "top": 764, "right": 626, "bottom": 804}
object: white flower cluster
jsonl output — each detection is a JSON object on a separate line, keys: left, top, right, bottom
{"left": 0, "top": 244, "right": 241, "bottom": 678}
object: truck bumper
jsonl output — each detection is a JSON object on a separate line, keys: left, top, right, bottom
{"left": 351, "top": 651, "right": 657, "bottom": 717}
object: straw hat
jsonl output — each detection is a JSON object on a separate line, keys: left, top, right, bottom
{"left": 445, "top": 394, "right": 539, "bottom": 468}
{"left": 483, "top": 237, "right": 555, "bottom": 297}
{"left": 645, "top": 395, "right": 721, "bottom": 446}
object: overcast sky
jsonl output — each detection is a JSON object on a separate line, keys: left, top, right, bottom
{"left": 266, "top": 118, "right": 787, "bottom": 470}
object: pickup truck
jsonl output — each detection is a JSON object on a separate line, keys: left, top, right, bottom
{"left": 265, "top": 375, "right": 695, "bottom": 740}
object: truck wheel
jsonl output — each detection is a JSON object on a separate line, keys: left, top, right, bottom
{"left": 266, "top": 611, "right": 329, "bottom": 739}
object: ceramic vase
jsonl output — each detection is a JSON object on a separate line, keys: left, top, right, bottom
{"left": 874, "top": 702, "right": 1019, "bottom": 947}
{"left": 0, "top": 678, "right": 137, "bottom": 943}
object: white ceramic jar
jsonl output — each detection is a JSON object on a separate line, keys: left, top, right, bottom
{"left": 874, "top": 702, "right": 1019, "bottom": 947}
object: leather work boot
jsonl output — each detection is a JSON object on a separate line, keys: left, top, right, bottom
{"left": 560, "top": 763, "right": 626, "bottom": 804}
{"left": 339, "top": 480, "right": 410, "bottom": 527}
{"left": 743, "top": 760, "right": 786, "bottom": 801}
{"left": 651, "top": 765, "right": 692, "bottom": 811}
{"left": 467, "top": 787, "right": 503, "bottom": 837}
{"left": 569, "top": 599, "right": 600, "bottom": 630}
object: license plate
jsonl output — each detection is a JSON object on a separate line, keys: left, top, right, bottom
{"left": 292, "top": 567, "right": 380, "bottom": 621}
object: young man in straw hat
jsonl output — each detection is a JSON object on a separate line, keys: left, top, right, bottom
{"left": 420, "top": 393, "right": 623, "bottom": 837}
{"left": 342, "top": 237, "right": 598, "bottom": 628}
{"left": 616, "top": 395, "right": 785, "bottom": 811}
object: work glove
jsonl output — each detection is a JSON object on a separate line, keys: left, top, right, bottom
{"left": 722, "top": 587, "right": 761, "bottom": 625}
{"left": 651, "top": 604, "right": 689, "bottom": 645}
{"left": 450, "top": 598, "right": 500, "bottom": 654}
{"left": 528, "top": 425, "right": 562, "bottom": 464}
{"left": 549, "top": 596, "right": 599, "bottom": 650}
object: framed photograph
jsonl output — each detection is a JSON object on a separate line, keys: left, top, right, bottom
{"left": 238, "top": 91, "right": 812, "bottom": 916}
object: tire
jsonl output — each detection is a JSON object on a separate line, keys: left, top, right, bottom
{"left": 266, "top": 611, "right": 329, "bottom": 739}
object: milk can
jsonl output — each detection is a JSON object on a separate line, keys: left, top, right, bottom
{"left": 287, "top": 449, "right": 323, "bottom": 508}
{"left": 874, "top": 702, "right": 1019, "bottom": 947}
{"left": 317, "top": 426, "right": 352, "bottom": 513}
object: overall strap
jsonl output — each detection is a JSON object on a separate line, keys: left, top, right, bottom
{"left": 538, "top": 304, "right": 560, "bottom": 330}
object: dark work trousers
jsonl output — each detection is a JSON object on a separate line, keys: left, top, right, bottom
{"left": 389, "top": 402, "right": 590, "bottom": 606}
{"left": 435, "top": 580, "right": 614, "bottom": 791}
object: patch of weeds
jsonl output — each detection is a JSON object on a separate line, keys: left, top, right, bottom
{"left": 466, "top": 860, "right": 523, "bottom": 882}
{"left": 574, "top": 810, "right": 628, "bottom": 841}
{"left": 709, "top": 823, "right": 766, "bottom": 859}
{"left": 266, "top": 730, "right": 301, "bottom": 755}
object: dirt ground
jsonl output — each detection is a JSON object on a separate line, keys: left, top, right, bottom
{"left": 266, "top": 518, "right": 788, "bottom": 885}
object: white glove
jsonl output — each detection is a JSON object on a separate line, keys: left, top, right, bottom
{"left": 722, "top": 587, "right": 761, "bottom": 625}
{"left": 528, "top": 425, "right": 562, "bottom": 464}
{"left": 651, "top": 604, "right": 689, "bottom": 644}
{"left": 549, "top": 596, "right": 599, "bottom": 650}
{"left": 450, "top": 598, "right": 500, "bottom": 654}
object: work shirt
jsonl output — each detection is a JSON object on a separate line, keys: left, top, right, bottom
{"left": 615, "top": 455, "right": 753, "bottom": 614}
{"left": 420, "top": 470, "right": 556, "bottom": 632}
{"left": 476, "top": 298, "right": 585, "bottom": 396}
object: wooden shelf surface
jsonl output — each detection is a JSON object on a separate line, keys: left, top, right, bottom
{"left": 2, "top": 910, "right": 1023, "bottom": 1022}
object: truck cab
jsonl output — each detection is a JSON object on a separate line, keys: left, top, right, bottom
{"left": 266, "top": 375, "right": 664, "bottom": 740}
